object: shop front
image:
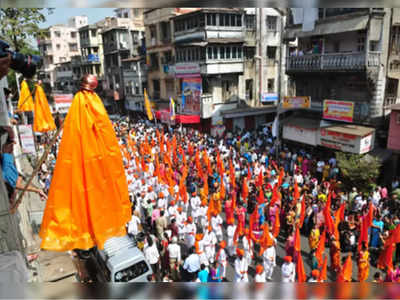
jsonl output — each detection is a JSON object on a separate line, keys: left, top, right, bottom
{"left": 282, "top": 117, "right": 320, "bottom": 146}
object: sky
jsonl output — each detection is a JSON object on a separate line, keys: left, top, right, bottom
{"left": 40, "top": 8, "right": 116, "bottom": 28}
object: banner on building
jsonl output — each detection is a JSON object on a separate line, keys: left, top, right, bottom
{"left": 282, "top": 96, "right": 311, "bottom": 109}
{"left": 18, "top": 125, "right": 36, "bottom": 154}
{"left": 261, "top": 93, "right": 278, "bottom": 103}
{"left": 53, "top": 94, "right": 73, "bottom": 114}
{"left": 182, "top": 77, "right": 202, "bottom": 115}
{"left": 323, "top": 100, "right": 354, "bottom": 123}
{"left": 174, "top": 63, "right": 201, "bottom": 78}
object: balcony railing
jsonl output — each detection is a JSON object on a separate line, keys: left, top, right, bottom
{"left": 286, "top": 52, "right": 380, "bottom": 72}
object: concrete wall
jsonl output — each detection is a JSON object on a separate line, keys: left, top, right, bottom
{"left": 388, "top": 110, "right": 400, "bottom": 150}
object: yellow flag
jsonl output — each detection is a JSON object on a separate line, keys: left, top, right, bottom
{"left": 144, "top": 88, "right": 153, "bottom": 121}
{"left": 33, "top": 84, "right": 56, "bottom": 132}
{"left": 17, "top": 80, "right": 34, "bottom": 112}
{"left": 39, "top": 90, "right": 131, "bottom": 251}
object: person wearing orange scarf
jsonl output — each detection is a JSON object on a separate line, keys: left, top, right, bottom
{"left": 330, "top": 235, "right": 341, "bottom": 273}
{"left": 203, "top": 225, "right": 217, "bottom": 264}
{"left": 226, "top": 218, "right": 237, "bottom": 257}
{"left": 358, "top": 241, "right": 370, "bottom": 282}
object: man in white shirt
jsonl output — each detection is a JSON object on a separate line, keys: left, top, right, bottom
{"left": 226, "top": 221, "right": 237, "bottom": 256}
{"left": 183, "top": 246, "right": 201, "bottom": 281}
{"left": 184, "top": 217, "right": 196, "bottom": 248}
{"left": 127, "top": 214, "right": 141, "bottom": 237}
{"left": 216, "top": 240, "right": 227, "bottom": 280}
{"left": 263, "top": 243, "right": 276, "bottom": 281}
{"left": 167, "top": 236, "right": 181, "bottom": 281}
{"left": 190, "top": 192, "right": 201, "bottom": 223}
{"left": 203, "top": 225, "right": 217, "bottom": 264}
{"left": 242, "top": 229, "right": 253, "bottom": 266}
{"left": 211, "top": 212, "right": 223, "bottom": 242}
{"left": 281, "top": 256, "right": 295, "bottom": 282}
{"left": 144, "top": 236, "right": 160, "bottom": 280}
{"left": 234, "top": 248, "right": 249, "bottom": 282}
{"left": 176, "top": 207, "right": 187, "bottom": 241}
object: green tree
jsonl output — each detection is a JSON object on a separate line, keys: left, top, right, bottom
{"left": 336, "top": 152, "right": 382, "bottom": 193}
{"left": 0, "top": 8, "right": 53, "bottom": 97}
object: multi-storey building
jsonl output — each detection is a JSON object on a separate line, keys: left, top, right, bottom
{"left": 101, "top": 17, "right": 145, "bottom": 114}
{"left": 78, "top": 23, "right": 105, "bottom": 89}
{"left": 281, "top": 8, "right": 399, "bottom": 154}
{"left": 122, "top": 56, "right": 147, "bottom": 114}
{"left": 37, "top": 16, "right": 88, "bottom": 88}
{"left": 143, "top": 8, "right": 199, "bottom": 106}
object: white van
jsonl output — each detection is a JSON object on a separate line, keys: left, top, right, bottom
{"left": 93, "top": 235, "right": 153, "bottom": 282}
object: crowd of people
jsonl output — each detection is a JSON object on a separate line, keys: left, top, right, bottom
{"left": 109, "top": 116, "right": 400, "bottom": 282}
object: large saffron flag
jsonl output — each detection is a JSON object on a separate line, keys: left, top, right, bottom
{"left": 17, "top": 80, "right": 34, "bottom": 112}
{"left": 296, "top": 253, "right": 307, "bottom": 282}
{"left": 33, "top": 84, "right": 56, "bottom": 132}
{"left": 39, "top": 90, "right": 131, "bottom": 251}
{"left": 144, "top": 88, "right": 153, "bottom": 121}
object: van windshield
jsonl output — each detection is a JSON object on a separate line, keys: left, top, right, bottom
{"left": 114, "top": 260, "right": 149, "bottom": 282}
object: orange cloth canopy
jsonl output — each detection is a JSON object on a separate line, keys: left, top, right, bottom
{"left": 17, "top": 80, "right": 34, "bottom": 112}
{"left": 33, "top": 84, "right": 56, "bottom": 132}
{"left": 39, "top": 90, "right": 131, "bottom": 251}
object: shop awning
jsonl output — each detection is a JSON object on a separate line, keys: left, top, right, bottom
{"left": 284, "top": 13, "right": 369, "bottom": 39}
{"left": 324, "top": 124, "right": 375, "bottom": 137}
{"left": 221, "top": 105, "right": 276, "bottom": 118}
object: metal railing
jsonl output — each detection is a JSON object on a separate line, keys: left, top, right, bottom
{"left": 286, "top": 52, "right": 380, "bottom": 72}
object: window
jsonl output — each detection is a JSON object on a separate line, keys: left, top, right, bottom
{"left": 226, "top": 46, "right": 231, "bottom": 59}
{"left": 208, "top": 47, "right": 212, "bottom": 59}
{"left": 207, "top": 13, "right": 216, "bottom": 26}
{"left": 245, "top": 47, "right": 255, "bottom": 59}
{"left": 267, "top": 79, "right": 275, "bottom": 93}
{"left": 163, "top": 51, "right": 172, "bottom": 64}
{"left": 231, "top": 14, "right": 236, "bottom": 26}
{"left": 232, "top": 46, "right": 237, "bottom": 59}
{"left": 199, "top": 14, "right": 205, "bottom": 27}
{"left": 225, "top": 14, "right": 230, "bottom": 26}
{"left": 71, "top": 32, "right": 77, "bottom": 38}
{"left": 134, "top": 8, "right": 139, "bottom": 17}
{"left": 149, "top": 25, "right": 157, "bottom": 39}
{"left": 69, "top": 43, "right": 78, "bottom": 52}
{"left": 213, "top": 47, "right": 218, "bottom": 59}
{"left": 56, "top": 44, "right": 60, "bottom": 50}
{"left": 91, "top": 29, "right": 97, "bottom": 37}
{"left": 245, "top": 15, "right": 256, "bottom": 29}
{"left": 55, "top": 31, "right": 61, "bottom": 38}
{"left": 357, "top": 33, "right": 365, "bottom": 52}
{"left": 220, "top": 46, "right": 225, "bottom": 59}
{"left": 237, "top": 15, "right": 242, "bottom": 27}
{"left": 238, "top": 47, "right": 242, "bottom": 58}
{"left": 370, "top": 41, "right": 379, "bottom": 51}
{"left": 160, "top": 21, "right": 170, "bottom": 41}
{"left": 152, "top": 79, "right": 160, "bottom": 98}
{"left": 267, "top": 46, "right": 277, "bottom": 59}
{"left": 124, "top": 12, "right": 129, "bottom": 18}
{"left": 267, "top": 16, "right": 278, "bottom": 31}
{"left": 246, "top": 79, "right": 253, "bottom": 100}
{"left": 150, "top": 53, "right": 159, "bottom": 70}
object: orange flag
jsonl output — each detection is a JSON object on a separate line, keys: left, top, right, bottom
{"left": 319, "top": 255, "right": 328, "bottom": 281}
{"left": 358, "top": 215, "right": 369, "bottom": 252}
{"left": 315, "top": 230, "right": 326, "bottom": 267}
{"left": 229, "top": 159, "right": 235, "bottom": 189}
{"left": 270, "top": 185, "right": 279, "bottom": 207}
{"left": 257, "top": 170, "right": 263, "bottom": 187}
{"left": 257, "top": 188, "right": 264, "bottom": 205}
{"left": 296, "top": 253, "right": 307, "bottom": 283}
{"left": 39, "top": 90, "right": 130, "bottom": 251}
{"left": 33, "top": 84, "right": 56, "bottom": 132}
{"left": 220, "top": 180, "right": 226, "bottom": 200}
{"left": 299, "top": 199, "right": 306, "bottom": 228}
{"left": 17, "top": 80, "right": 34, "bottom": 111}
{"left": 323, "top": 192, "right": 335, "bottom": 236}
{"left": 258, "top": 223, "right": 273, "bottom": 255}
{"left": 377, "top": 243, "right": 395, "bottom": 271}
{"left": 294, "top": 225, "right": 301, "bottom": 252}
{"left": 272, "top": 208, "right": 280, "bottom": 238}
{"left": 277, "top": 168, "right": 284, "bottom": 187}
{"left": 241, "top": 177, "right": 248, "bottom": 203}
{"left": 339, "top": 255, "right": 353, "bottom": 282}
{"left": 247, "top": 166, "right": 252, "bottom": 181}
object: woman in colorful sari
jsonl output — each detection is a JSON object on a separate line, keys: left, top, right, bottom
{"left": 358, "top": 242, "right": 370, "bottom": 282}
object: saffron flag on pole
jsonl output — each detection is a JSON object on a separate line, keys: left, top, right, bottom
{"left": 39, "top": 89, "right": 131, "bottom": 251}
{"left": 17, "top": 80, "right": 34, "bottom": 112}
{"left": 144, "top": 88, "right": 153, "bottom": 121}
{"left": 33, "top": 83, "right": 56, "bottom": 132}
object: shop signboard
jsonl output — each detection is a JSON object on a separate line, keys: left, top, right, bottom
{"left": 282, "top": 124, "right": 318, "bottom": 146}
{"left": 261, "top": 93, "right": 278, "bottom": 103}
{"left": 282, "top": 96, "right": 311, "bottom": 109}
{"left": 318, "top": 128, "right": 374, "bottom": 154}
{"left": 18, "top": 125, "right": 36, "bottom": 154}
{"left": 182, "top": 77, "right": 202, "bottom": 115}
{"left": 174, "top": 63, "right": 200, "bottom": 78}
{"left": 323, "top": 100, "right": 354, "bottom": 123}
{"left": 53, "top": 94, "right": 73, "bottom": 114}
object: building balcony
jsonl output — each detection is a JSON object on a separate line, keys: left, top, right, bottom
{"left": 201, "top": 60, "right": 244, "bottom": 74}
{"left": 286, "top": 52, "right": 380, "bottom": 73}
